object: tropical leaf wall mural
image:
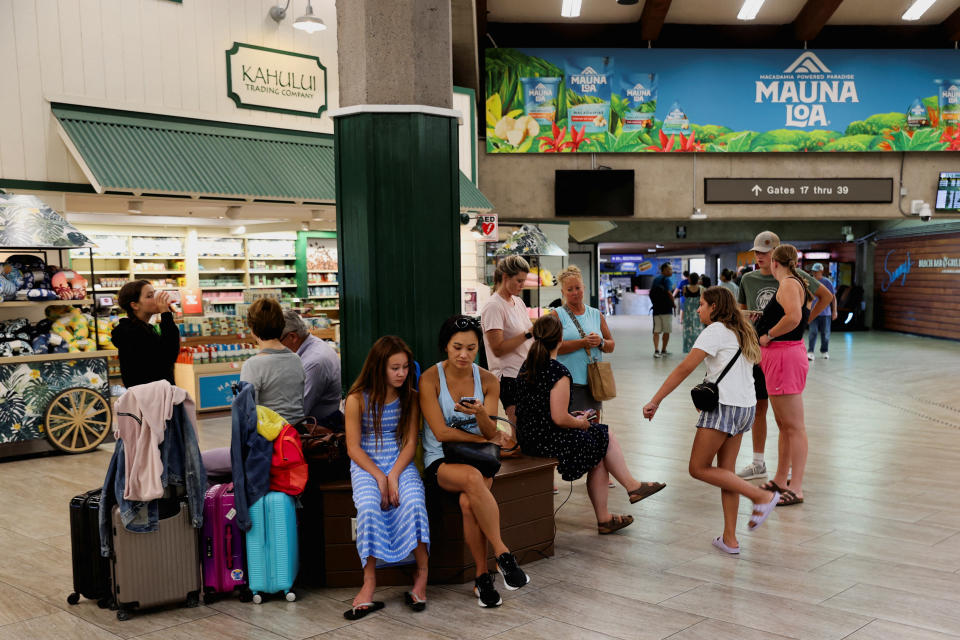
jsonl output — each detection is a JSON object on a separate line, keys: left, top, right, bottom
{"left": 0, "top": 195, "right": 90, "bottom": 248}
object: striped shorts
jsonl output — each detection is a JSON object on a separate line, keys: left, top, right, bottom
{"left": 695, "top": 403, "right": 756, "bottom": 437}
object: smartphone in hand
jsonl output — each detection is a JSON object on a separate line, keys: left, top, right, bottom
{"left": 459, "top": 396, "right": 477, "bottom": 406}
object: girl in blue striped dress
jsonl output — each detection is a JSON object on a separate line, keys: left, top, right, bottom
{"left": 343, "top": 336, "right": 430, "bottom": 620}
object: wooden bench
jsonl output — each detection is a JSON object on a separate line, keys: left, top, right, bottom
{"left": 299, "top": 455, "right": 557, "bottom": 588}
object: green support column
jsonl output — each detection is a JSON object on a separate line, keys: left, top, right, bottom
{"left": 334, "top": 110, "right": 461, "bottom": 384}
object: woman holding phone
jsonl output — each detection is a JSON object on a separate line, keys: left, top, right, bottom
{"left": 419, "top": 315, "right": 530, "bottom": 608}
{"left": 112, "top": 280, "right": 180, "bottom": 388}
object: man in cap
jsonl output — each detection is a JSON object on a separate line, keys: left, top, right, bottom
{"left": 735, "top": 231, "right": 834, "bottom": 480}
{"left": 806, "top": 263, "right": 837, "bottom": 361}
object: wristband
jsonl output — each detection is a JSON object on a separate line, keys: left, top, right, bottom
{"left": 524, "top": 331, "right": 532, "bottom": 339}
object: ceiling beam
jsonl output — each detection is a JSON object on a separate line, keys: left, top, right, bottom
{"left": 792, "top": 0, "right": 845, "bottom": 41}
{"left": 639, "top": 0, "right": 672, "bottom": 41}
{"left": 942, "top": 6, "right": 960, "bottom": 41}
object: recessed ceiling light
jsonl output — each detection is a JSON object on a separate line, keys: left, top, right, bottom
{"left": 127, "top": 199, "right": 143, "bottom": 214}
{"left": 655, "top": 244, "right": 665, "bottom": 249}
{"left": 231, "top": 225, "right": 246, "bottom": 235}
{"left": 310, "top": 209, "right": 323, "bottom": 222}
{"left": 902, "top": 0, "right": 937, "bottom": 21}
{"left": 561, "top": 0, "right": 582, "bottom": 18}
{"left": 737, "top": 0, "right": 766, "bottom": 20}
{"left": 648, "top": 248, "right": 657, "bottom": 253}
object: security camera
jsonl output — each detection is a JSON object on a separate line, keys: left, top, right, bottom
{"left": 919, "top": 203, "right": 933, "bottom": 222}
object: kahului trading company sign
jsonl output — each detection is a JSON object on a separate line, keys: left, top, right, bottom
{"left": 485, "top": 48, "right": 960, "bottom": 153}
{"left": 227, "top": 42, "right": 327, "bottom": 118}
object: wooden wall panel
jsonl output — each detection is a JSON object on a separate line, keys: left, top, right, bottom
{"left": 2, "top": 0, "right": 339, "bottom": 183}
{"left": 874, "top": 232, "right": 960, "bottom": 340}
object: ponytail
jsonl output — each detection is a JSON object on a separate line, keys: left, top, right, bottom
{"left": 522, "top": 313, "right": 563, "bottom": 384}
{"left": 772, "top": 244, "right": 812, "bottom": 304}
{"left": 492, "top": 255, "right": 530, "bottom": 294}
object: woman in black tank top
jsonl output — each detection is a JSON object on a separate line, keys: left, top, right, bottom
{"left": 756, "top": 245, "right": 812, "bottom": 507}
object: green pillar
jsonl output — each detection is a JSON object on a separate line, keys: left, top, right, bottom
{"left": 334, "top": 111, "right": 460, "bottom": 384}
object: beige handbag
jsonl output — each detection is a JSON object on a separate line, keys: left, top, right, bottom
{"left": 563, "top": 305, "right": 617, "bottom": 402}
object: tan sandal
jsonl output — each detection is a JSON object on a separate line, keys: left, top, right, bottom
{"left": 628, "top": 482, "right": 666, "bottom": 504}
{"left": 598, "top": 513, "right": 634, "bottom": 534}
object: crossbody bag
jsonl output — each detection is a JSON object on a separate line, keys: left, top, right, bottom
{"left": 690, "top": 348, "right": 742, "bottom": 412}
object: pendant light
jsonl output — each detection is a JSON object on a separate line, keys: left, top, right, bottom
{"left": 294, "top": 1, "right": 326, "bottom": 33}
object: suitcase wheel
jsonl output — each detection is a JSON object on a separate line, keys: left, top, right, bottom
{"left": 285, "top": 590, "right": 296, "bottom": 602}
{"left": 67, "top": 592, "right": 80, "bottom": 605}
{"left": 96, "top": 597, "right": 112, "bottom": 609}
{"left": 202, "top": 592, "right": 215, "bottom": 605}
{"left": 239, "top": 588, "right": 253, "bottom": 603}
{"left": 186, "top": 592, "right": 200, "bottom": 608}
{"left": 116, "top": 609, "right": 130, "bottom": 621}
{"left": 252, "top": 593, "right": 263, "bottom": 604}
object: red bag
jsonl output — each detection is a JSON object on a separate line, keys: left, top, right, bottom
{"left": 269, "top": 424, "right": 309, "bottom": 495}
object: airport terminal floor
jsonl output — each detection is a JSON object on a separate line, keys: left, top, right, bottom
{"left": 2, "top": 316, "right": 960, "bottom": 639}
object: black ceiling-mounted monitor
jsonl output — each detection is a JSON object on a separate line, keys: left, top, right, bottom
{"left": 936, "top": 171, "right": 960, "bottom": 211}
{"left": 555, "top": 170, "right": 635, "bottom": 217}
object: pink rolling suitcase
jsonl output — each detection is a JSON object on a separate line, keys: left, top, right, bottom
{"left": 201, "top": 483, "right": 248, "bottom": 603}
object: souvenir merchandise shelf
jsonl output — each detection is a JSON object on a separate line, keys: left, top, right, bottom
{"left": 296, "top": 231, "right": 339, "bottom": 318}
{"left": 174, "top": 360, "right": 246, "bottom": 413}
{"left": 1, "top": 244, "right": 113, "bottom": 459}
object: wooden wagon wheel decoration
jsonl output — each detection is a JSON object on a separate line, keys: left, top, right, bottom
{"left": 44, "top": 387, "right": 112, "bottom": 454}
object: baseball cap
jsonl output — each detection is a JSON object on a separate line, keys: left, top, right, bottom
{"left": 810, "top": 262, "right": 824, "bottom": 272}
{"left": 751, "top": 231, "right": 780, "bottom": 253}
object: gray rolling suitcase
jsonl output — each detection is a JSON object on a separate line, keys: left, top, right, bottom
{"left": 110, "top": 500, "right": 202, "bottom": 621}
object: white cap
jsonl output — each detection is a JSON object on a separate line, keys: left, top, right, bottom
{"left": 751, "top": 231, "right": 780, "bottom": 253}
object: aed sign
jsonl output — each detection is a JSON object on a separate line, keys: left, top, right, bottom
{"left": 704, "top": 178, "right": 893, "bottom": 204}
{"left": 477, "top": 214, "right": 498, "bottom": 242}
{"left": 226, "top": 42, "right": 327, "bottom": 118}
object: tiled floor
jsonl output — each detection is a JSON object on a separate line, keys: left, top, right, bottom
{"left": 2, "top": 316, "right": 960, "bottom": 639}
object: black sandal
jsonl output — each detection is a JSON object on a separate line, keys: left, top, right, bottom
{"left": 404, "top": 591, "right": 426, "bottom": 612}
{"left": 776, "top": 488, "right": 804, "bottom": 506}
{"left": 759, "top": 480, "right": 783, "bottom": 493}
{"left": 343, "top": 601, "right": 385, "bottom": 620}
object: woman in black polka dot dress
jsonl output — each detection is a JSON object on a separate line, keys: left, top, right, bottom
{"left": 516, "top": 314, "right": 666, "bottom": 534}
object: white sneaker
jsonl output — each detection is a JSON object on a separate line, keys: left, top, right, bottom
{"left": 737, "top": 461, "right": 767, "bottom": 480}
{"left": 807, "top": 352, "right": 815, "bottom": 361}
{"left": 653, "top": 351, "right": 663, "bottom": 359}
{"left": 822, "top": 353, "right": 830, "bottom": 359}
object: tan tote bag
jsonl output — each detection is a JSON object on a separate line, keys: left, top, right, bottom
{"left": 563, "top": 305, "right": 617, "bottom": 402}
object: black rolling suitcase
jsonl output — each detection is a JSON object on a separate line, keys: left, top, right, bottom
{"left": 67, "top": 488, "right": 113, "bottom": 608}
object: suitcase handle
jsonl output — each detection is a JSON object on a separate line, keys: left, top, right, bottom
{"left": 225, "top": 526, "right": 233, "bottom": 570}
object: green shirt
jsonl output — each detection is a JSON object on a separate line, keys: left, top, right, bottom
{"left": 737, "top": 268, "right": 821, "bottom": 312}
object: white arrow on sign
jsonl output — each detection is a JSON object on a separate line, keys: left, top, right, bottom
{"left": 751, "top": 184, "right": 761, "bottom": 197}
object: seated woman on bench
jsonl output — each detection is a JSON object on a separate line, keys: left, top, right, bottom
{"left": 343, "top": 336, "right": 430, "bottom": 620}
{"left": 515, "top": 314, "right": 666, "bottom": 535}
{"left": 419, "top": 315, "right": 531, "bottom": 608}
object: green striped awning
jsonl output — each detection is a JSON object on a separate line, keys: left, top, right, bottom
{"left": 52, "top": 103, "right": 494, "bottom": 211}
{"left": 53, "top": 104, "right": 335, "bottom": 202}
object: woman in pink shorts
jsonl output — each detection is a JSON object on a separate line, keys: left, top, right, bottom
{"left": 754, "top": 244, "right": 810, "bottom": 506}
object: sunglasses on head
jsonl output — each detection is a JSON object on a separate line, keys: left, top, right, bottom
{"left": 453, "top": 316, "right": 480, "bottom": 330}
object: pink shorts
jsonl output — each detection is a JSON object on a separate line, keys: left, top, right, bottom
{"left": 760, "top": 340, "right": 808, "bottom": 396}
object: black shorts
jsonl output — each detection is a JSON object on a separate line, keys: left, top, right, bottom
{"left": 752, "top": 364, "right": 769, "bottom": 401}
{"left": 423, "top": 458, "right": 443, "bottom": 488}
{"left": 500, "top": 376, "right": 519, "bottom": 409}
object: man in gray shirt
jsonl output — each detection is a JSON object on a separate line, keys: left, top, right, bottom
{"left": 280, "top": 310, "right": 342, "bottom": 423}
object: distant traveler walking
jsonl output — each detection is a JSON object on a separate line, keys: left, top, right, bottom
{"left": 649, "top": 263, "right": 675, "bottom": 358}
{"left": 681, "top": 273, "right": 702, "bottom": 353}
{"left": 806, "top": 263, "right": 837, "bottom": 361}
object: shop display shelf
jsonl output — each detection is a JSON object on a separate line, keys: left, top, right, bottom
{"left": 307, "top": 281, "right": 338, "bottom": 286}
{"left": 0, "top": 298, "right": 94, "bottom": 308}
{"left": 307, "top": 295, "right": 339, "bottom": 299}
{"left": 307, "top": 269, "right": 338, "bottom": 273}
{"left": 201, "top": 286, "right": 246, "bottom": 290}
{"left": 199, "top": 270, "right": 246, "bottom": 274}
{"left": 133, "top": 270, "right": 186, "bottom": 275}
{"left": 83, "top": 255, "right": 133, "bottom": 259}
{"left": 0, "top": 349, "right": 118, "bottom": 364}
{"left": 92, "top": 287, "right": 121, "bottom": 292}
{"left": 198, "top": 255, "right": 245, "bottom": 259}
{"left": 132, "top": 255, "right": 184, "bottom": 260}
{"left": 249, "top": 269, "right": 296, "bottom": 274}
{"left": 75, "top": 270, "right": 131, "bottom": 275}
{"left": 249, "top": 284, "right": 297, "bottom": 289}
{"left": 250, "top": 256, "right": 295, "bottom": 261}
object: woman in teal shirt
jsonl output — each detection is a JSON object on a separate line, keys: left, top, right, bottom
{"left": 554, "top": 266, "right": 615, "bottom": 413}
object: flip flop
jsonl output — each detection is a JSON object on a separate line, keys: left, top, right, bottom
{"left": 404, "top": 591, "right": 427, "bottom": 612}
{"left": 712, "top": 535, "right": 740, "bottom": 554}
{"left": 343, "top": 601, "right": 385, "bottom": 621}
{"left": 776, "top": 488, "right": 804, "bottom": 506}
{"left": 628, "top": 482, "right": 666, "bottom": 504}
{"left": 748, "top": 491, "right": 780, "bottom": 530}
{"left": 598, "top": 513, "right": 634, "bottom": 534}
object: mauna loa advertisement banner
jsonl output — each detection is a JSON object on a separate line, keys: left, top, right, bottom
{"left": 485, "top": 48, "right": 960, "bottom": 153}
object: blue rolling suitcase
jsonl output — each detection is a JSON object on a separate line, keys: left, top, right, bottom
{"left": 246, "top": 491, "right": 298, "bottom": 603}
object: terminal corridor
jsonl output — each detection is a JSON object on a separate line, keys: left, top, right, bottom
{"left": 1, "top": 317, "right": 959, "bottom": 639}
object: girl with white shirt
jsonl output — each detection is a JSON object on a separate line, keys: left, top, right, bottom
{"left": 642, "top": 287, "right": 779, "bottom": 554}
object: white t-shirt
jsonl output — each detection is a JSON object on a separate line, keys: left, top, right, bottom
{"left": 480, "top": 293, "right": 533, "bottom": 378}
{"left": 691, "top": 322, "right": 756, "bottom": 408}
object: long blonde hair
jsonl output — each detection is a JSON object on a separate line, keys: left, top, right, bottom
{"left": 492, "top": 255, "right": 530, "bottom": 294}
{"left": 701, "top": 287, "right": 761, "bottom": 364}
{"left": 771, "top": 244, "right": 812, "bottom": 304}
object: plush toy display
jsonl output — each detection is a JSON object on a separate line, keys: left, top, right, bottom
{"left": 95, "top": 315, "right": 119, "bottom": 350}
{"left": 51, "top": 270, "right": 88, "bottom": 300}
{"left": 0, "top": 264, "right": 23, "bottom": 300}
{"left": 3, "top": 256, "right": 61, "bottom": 301}
{"left": 0, "top": 307, "right": 100, "bottom": 356}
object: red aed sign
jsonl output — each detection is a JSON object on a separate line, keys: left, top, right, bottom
{"left": 179, "top": 288, "right": 203, "bottom": 315}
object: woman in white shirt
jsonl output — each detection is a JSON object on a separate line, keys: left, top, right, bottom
{"left": 480, "top": 256, "right": 533, "bottom": 426}
{"left": 642, "top": 287, "right": 779, "bottom": 555}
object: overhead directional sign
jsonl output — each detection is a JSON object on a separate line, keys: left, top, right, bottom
{"left": 704, "top": 178, "right": 894, "bottom": 204}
